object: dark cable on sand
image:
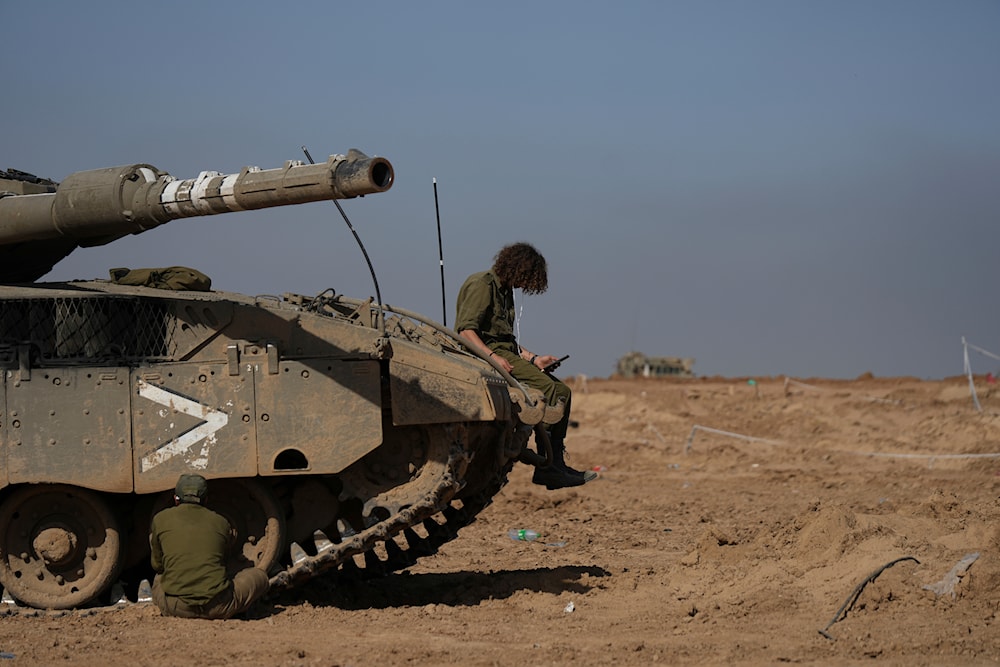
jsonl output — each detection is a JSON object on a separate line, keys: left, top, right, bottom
{"left": 819, "top": 556, "right": 920, "bottom": 640}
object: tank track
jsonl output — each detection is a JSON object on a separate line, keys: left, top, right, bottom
{"left": 270, "top": 429, "right": 515, "bottom": 594}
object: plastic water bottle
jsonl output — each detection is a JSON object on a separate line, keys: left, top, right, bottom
{"left": 508, "top": 528, "right": 540, "bottom": 542}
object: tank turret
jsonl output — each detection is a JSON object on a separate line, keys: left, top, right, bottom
{"left": 0, "top": 150, "right": 393, "bottom": 282}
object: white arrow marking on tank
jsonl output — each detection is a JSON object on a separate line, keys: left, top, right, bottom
{"left": 137, "top": 379, "right": 229, "bottom": 472}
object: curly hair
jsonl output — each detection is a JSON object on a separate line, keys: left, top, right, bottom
{"left": 492, "top": 242, "right": 548, "bottom": 295}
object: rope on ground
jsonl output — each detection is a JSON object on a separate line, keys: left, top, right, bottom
{"left": 684, "top": 425, "right": 783, "bottom": 454}
{"left": 864, "top": 451, "right": 1000, "bottom": 461}
{"left": 818, "top": 556, "right": 920, "bottom": 641}
{"left": 646, "top": 423, "right": 667, "bottom": 444}
{"left": 783, "top": 377, "right": 900, "bottom": 405}
{"left": 684, "top": 423, "right": 1000, "bottom": 463}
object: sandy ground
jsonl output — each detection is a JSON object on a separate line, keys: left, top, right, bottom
{"left": 2, "top": 374, "right": 999, "bottom": 666}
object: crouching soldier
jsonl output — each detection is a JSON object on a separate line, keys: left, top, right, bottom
{"left": 150, "top": 474, "right": 269, "bottom": 619}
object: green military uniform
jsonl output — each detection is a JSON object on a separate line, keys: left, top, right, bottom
{"left": 455, "top": 270, "right": 572, "bottom": 446}
{"left": 150, "top": 503, "right": 232, "bottom": 605}
{"left": 149, "top": 474, "right": 269, "bottom": 619}
{"left": 454, "top": 270, "right": 517, "bottom": 346}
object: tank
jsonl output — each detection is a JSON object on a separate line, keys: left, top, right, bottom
{"left": 0, "top": 151, "right": 550, "bottom": 609}
{"left": 615, "top": 351, "right": 695, "bottom": 379}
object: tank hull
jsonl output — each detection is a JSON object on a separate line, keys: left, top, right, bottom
{"left": 0, "top": 281, "right": 526, "bottom": 609}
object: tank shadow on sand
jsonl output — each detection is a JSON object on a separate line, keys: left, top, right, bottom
{"left": 268, "top": 565, "right": 611, "bottom": 611}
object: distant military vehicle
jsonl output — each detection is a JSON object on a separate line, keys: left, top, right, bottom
{"left": 616, "top": 351, "right": 695, "bottom": 378}
{"left": 0, "top": 152, "right": 551, "bottom": 609}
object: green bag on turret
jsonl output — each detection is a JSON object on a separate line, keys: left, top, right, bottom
{"left": 109, "top": 266, "right": 212, "bottom": 291}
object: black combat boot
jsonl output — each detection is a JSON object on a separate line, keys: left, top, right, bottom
{"left": 551, "top": 441, "right": 597, "bottom": 479}
{"left": 531, "top": 441, "right": 598, "bottom": 490}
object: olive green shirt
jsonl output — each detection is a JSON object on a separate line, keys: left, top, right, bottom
{"left": 455, "top": 270, "right": 516, "bottom": 344}
{"left": 150, "top": 503, "right": 233, "bottom": 605}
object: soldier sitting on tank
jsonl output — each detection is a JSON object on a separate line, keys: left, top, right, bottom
{"left": 149, "top": 474, "right": 270, "bottom": 619}
{"left": 455, "top": 242, "right": 597, "bottom": 490}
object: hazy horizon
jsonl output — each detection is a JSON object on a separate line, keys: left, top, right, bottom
{"left": 4, "top": 1, "right": 998, "bottom": 380}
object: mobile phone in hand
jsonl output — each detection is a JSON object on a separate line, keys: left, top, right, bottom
{"left": 544, "top": 354, "right": 570, "bottom": 371}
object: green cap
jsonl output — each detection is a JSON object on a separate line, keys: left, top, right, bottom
{"left": 175, "top": 473, "right": 208, "bottom": 503}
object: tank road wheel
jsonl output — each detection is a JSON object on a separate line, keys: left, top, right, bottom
{"left": 0, "top": 484, "right": 123, "bottom": 610}
{"left": 207, "top": 478, "right": 285, "bottom": 575}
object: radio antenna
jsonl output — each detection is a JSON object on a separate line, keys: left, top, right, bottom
{"left": 433, "top": 177, "right": 447, "bottom": 326}
{"left": 302, "top": 145, "right": 385, "bottom": 336}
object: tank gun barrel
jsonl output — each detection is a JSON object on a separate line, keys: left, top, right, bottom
{"left": 0, "top": 149, "right": 393, "bottom": 246}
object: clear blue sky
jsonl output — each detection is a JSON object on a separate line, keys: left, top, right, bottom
{"left": 5, "top": 1, "right": 998, "bottom": 379}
